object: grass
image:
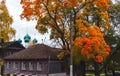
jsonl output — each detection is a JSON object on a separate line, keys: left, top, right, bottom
{"left": 86, "top": 73, "right": 105, "bottom": 76}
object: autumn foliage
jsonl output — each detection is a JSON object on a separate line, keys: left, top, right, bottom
{"left": 20, "top": 0, "right": 111, "bottom": 63}
{"left": 0, "top": 0, "right": 16, "bottom": 42}
{"left": 73, "top": 25, "right": 110, "bottom": 63}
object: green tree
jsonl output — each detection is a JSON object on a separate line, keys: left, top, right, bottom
{"left": 102, "top": 1, "right": 120, "bottom": 75}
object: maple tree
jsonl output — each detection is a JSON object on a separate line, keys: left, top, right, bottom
{"left": 73, "top": 25, "right": 110, "bottom": 63}
{"left": 0, "top": 0, "right": 16, "bottom": 42}
{"left": 20, "top": 0, "right": 111, "bottom": 75}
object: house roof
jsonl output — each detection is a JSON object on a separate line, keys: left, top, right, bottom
{"left": 0, "top": 41, "right": 25, "bottom": 50}
{"left": 4, "top": 44, "right": 61, "bottom": 60}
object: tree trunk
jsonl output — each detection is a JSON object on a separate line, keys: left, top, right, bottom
{"left": 64, "top": 58, "right": 70, "bottom": 76}
{"left": 94, "top": 62, "right": 100, "bottom": 76}
{"left": 104, "top": 66, "right": 109, "bottom": 76}
{"left": 75, "top": 61, "right": 86, "bottom": 76}
{"left": 111, "top": 69, "right": 115, "bottom": 76}
{"left": 1, "top": 65, "right": 4, "bottom": 76}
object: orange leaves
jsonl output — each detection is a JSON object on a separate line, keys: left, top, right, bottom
{"left": 63, "top": 0, "right": 79, "bottom": 8}
{"left": 63, "top": 0, "right": 73, "bottom": 8}
{"left": 20, "top": 1, "right": 33, "bottom": 19}
{"left": 102, "top": 51, "right": 109, "bottom": 58}
{"left": 69, "top": 0, "right": 78, "bottom": 7}
{"left": 74, "top": 35, "right": 111, "bottom": 63}
{"left": 73, "top": 25, "right": 111, "bottom": 63}
{"left": 25, "top": 1, "right": 32, "bottom": 7}
{"left": 79, "top": 0, "right": 84, "bottom": 3}
{"left": 93, "top": 0, "right": 109, "bottom": 10}
{"left": 20, "top": 0, "right": 111, "bottom": 64}
{"left": 76, "top": 20, "right": 88, "bottom": 34}
{"left": 95, "top": 55, "right": 103, "bottom": 63}
{"left": 22, "top": 1, "right": 32, "bottom": 9}
{"left": 81, "top": 41, "right": 92, "bottom": 56}
{"left": 88, "top": 26, "right": 104, "bottom": 38}
{"left": 33, "top": 0, "right": 41, "bottom": 5}
{"left": 106, "top": 45, "right": 110, "bottom": 52}
{"left": 20, "top": 8, "right": 33, "bottom": 19}
{"left": 85, "top": 42, "right": 92, "bottom": 51}
{"left": 88, "top": 26, "right": 97, "bottom": 36}
{"left": 81, "top": 48, "right": 88, "bottom": 55}
{"left": 74, "top": 37, "right": 89, "bottom": 46}
{"left": 76, "top": 20, "right": 104, "bottom": 38}
{"left": 81, "top": 0, "right": 111, "bottom": 31}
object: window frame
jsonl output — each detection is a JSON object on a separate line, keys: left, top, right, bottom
{"left": 29, "top": 62, "right": 33, "bottom": 71}
{"left": 36, "top": 62, "right": 42, "bottom": 71}
{"left": 6, "top": 61, "right": 10, "bottom": 69}
{"left": 21, "top": 62, "right": 26, "bottom": 70}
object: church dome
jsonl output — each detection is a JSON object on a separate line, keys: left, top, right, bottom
{"left": 24, "top": 34, "right": 31, "bottom": 40}
{"left": 24, "top": 37, "right": 30, "bottom": 43}
{"left": 33, "top": 38, "right": 38, "bottom": 43}
{"left": 17, "top": 38, "right": 22, "bottom": 43}
{"left": 24, "top": 34, "right": 31, "bottom": 43}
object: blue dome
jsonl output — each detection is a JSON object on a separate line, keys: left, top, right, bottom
{"left": 33, "top": 38, "right": 38, "bottom": 43}
{"left": 24, "top": 34, "right": 31, "bottom": 40}
{"left": 17, "top": 38, "right": 22, "bottom": 43}
{"left": 24, "top": 38, "right": 30, "bottom": 43}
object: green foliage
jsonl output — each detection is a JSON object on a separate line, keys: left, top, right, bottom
{"left": 103, "top": 1, "right": 120, "bottom": 72}
{"left": 38, "top": 16, "right": 51, "bottom": 25}
{"left": 36, "top": 25, "right": 48, "bottom": 34}
{"left": 109, "top": 1, "right": 120, "bottom": 26}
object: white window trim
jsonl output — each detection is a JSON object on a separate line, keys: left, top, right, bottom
{"left": 29, "top": 62, "right": 33, "bottom": 70}
{"left": 37, "top": 62, "right": 42, "bottom": 71}
{"left": 6, "top": 62, "right": 10, "bottom": 69}
{"left": 13, "top": 62, "right": 18, "bottom": 70}
{"left": 21, "top": 62, "right": 26, "bottom": 70}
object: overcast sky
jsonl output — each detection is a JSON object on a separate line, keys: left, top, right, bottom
{"left": 6, "top": 0, "right": 51, "bottom": 45}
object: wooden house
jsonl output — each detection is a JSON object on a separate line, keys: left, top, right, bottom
{"left": 4, "top": 44, "right": 66, "bottom": 76}
{"left": 0, "top": 41, "right": 25, "bottom": 75}
{"left": 0, "top": 41, "right": 25, "bottom": 58}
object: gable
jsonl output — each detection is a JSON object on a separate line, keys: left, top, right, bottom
{"left": 1, "top": 41, "right": 25, "bottom": 49}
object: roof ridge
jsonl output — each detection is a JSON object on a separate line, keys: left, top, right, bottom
{"left": 4, "top": 44, "right": 60, "bottom": 60}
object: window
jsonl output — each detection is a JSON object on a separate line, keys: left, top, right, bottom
{"left": 29, "top": 62, "right": 33, "bottom": 70}
{"left": 6, "top": 62, "right": 10, "bottom": 69}
{"left": 37, "top": 62, "right": 42, "bottom": 71}
{"left": 21, "top": 62, "right": 26, "bottom": 70}
{"left": 13, "top": 62, "right": 18, "bottom": 70}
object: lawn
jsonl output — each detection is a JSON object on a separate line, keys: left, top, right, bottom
{"left": 86, "top": 73, "right": 105, "bottom": 76}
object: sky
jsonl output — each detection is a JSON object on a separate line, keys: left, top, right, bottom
{"left": 5, "top": 0, "right": 52, "bottom": 46}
